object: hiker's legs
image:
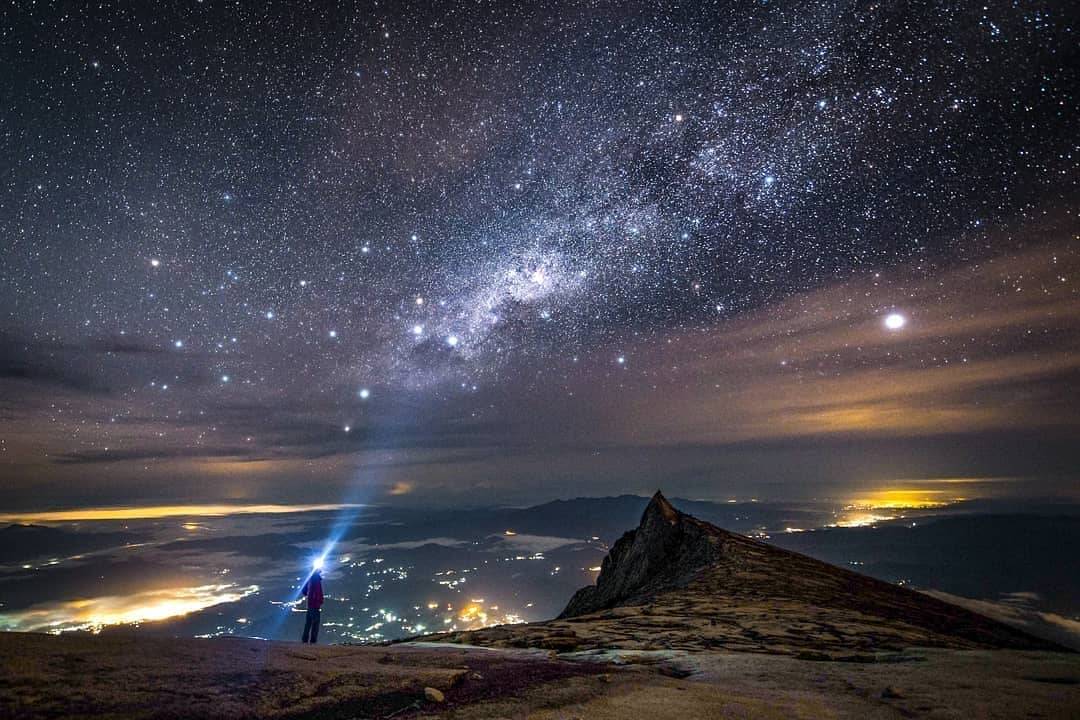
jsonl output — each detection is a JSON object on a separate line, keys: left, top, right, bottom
{"left": 310, "top": 608, "right": 321, "bottom": 644}
{"left": 302, "top": 608, "right": 314, "bottom": 643}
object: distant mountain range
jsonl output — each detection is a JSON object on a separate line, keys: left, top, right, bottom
{"left": 0, "top": 524, "right": 138, "bottom": 564}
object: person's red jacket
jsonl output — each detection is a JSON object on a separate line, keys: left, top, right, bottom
{"left": 302, "top": 573, "right": 324, "bottom": 610}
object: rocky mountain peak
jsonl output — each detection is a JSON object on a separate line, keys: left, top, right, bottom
{"left": 643, "top": 490, "right": 679, "bottom": 524}
{"left": 559, "top": 490, "right": 723, "bottom": 618}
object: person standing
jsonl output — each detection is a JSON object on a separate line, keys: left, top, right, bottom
{"left": 301, "top": 569, "right": 324, "bottom": 643}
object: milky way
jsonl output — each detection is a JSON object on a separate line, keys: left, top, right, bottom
{"left": 1, "top": 2, "right": 1077, "bottom": 506}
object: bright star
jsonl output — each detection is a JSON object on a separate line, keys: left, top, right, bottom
{"left": 358, "top": 388, "right": 370, "bottom": 400}
{"left": 447, "top": 335, "right": 459, "bottom": 347}
{"left": 884, "top": 313, "right": 907, "bottom": 330}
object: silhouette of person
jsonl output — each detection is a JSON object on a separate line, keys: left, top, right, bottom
{"left": 301, "top": 569, "right": 324, "bottom": 643}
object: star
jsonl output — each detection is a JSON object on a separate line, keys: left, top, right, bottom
{"left": 884, "top": 313, "right": 907, "bottom": 330}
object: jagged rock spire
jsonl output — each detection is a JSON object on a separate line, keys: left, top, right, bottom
{"left": 559, "top": 490, "right": 721, "bottom": 618}
{"left": 644, "top": 490, "right": 678, "bottom": 524}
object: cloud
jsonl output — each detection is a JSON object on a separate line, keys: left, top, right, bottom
{"left": 0, "top": 330, "right": 220, "bottom": 400}
{"left": 0, "top": 333, "right": 113, "bottom": 395}
{"left": 489, "top": 533, "right": 584, "bottom": 553}
{"left": 565, "top": 235, "right": 1080, "bottom": 445}
{"left": 307, "top": 537, "right": 469, "bottom": 554}
{"left": 922, "top": 590, "right": 1080, "bottom": 652}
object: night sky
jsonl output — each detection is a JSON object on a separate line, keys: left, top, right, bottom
{"left": 1, "top": 1, "right": 1077, "bottom": 509}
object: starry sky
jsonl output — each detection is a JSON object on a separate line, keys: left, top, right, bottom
{"left": 1, "top": 1, "right": 1077, "bottom": 510}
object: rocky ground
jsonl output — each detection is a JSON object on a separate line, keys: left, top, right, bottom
{"left": 0, "top": 632, "right": 606, "bottom": 719}
{"left": 1, "top": 632, "right": 1079, "bottom": 719}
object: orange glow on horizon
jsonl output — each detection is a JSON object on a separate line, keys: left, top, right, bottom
{"left": 847, "top": 489, "right": 955, "bottom": 510}
{"left": 458, "top": 603, "right": 489, "bottom": 626}
{"left": 831, "top": 512, "right": 898, "bottom": 528}
{"left": 830, "top": 486, "right": 967, "bottom": 527}
{"left": 0, "top": 502, "right": 365, "bottom": 523}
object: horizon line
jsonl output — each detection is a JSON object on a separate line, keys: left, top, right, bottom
{"left": 0, "top": 503, "right": 368, "bottom": 523}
